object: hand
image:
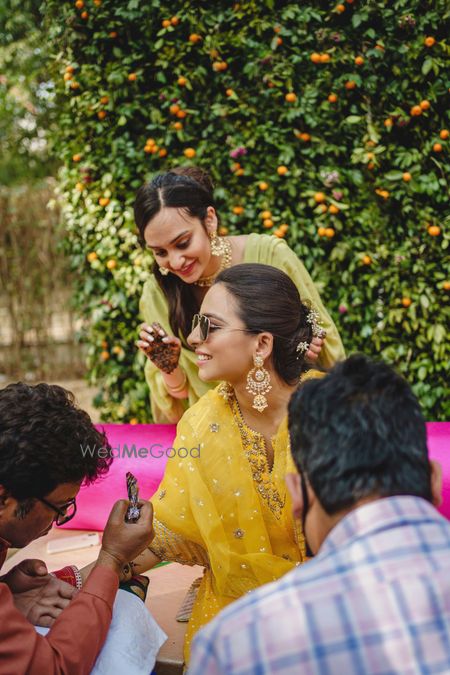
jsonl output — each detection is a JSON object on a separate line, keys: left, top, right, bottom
{"left": 137, "top": 322, "right": 181, "bottom": 374}
{"left": 306, "top": 334, "right": 326, "bottom": 363}
{"left": 98, "top": 500, "right": 154, "bottom": 574}
{"left": 9, "top": 562, "right": 77, "bottom": 627}
{"left": 3, "top": 558, "right": 50, "bottom": 594}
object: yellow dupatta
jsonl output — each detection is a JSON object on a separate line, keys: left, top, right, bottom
{"left": 150, "top": 384, "right": 306, "bottom": 660}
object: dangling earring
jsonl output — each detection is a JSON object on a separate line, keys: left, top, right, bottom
{"left": 246, "top": 354, "right": 272, "bottom": 413}
{"left": 159, "top": 267, "right": 170, "bottom": 276}
{"left": 209, "top": 231, "right": 227, "bottom": 257}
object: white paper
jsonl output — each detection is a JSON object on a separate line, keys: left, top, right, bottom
{"left": 36, "top": 589, "right": 167, "bottom": 674}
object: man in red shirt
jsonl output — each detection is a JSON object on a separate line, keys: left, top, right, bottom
{"left": 0, "top": 382, "right": 154, "bottom": 674}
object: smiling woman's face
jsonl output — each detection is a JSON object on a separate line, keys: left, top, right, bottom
{"left": 187, "top": 283, "right": 258, "bottom": 384}
{"left": 144, "top": 206, "right": 217, "bottom": 283}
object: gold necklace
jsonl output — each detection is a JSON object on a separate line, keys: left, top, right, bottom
{"left": 195, "top": 238, "right": 233, "bottom": 287}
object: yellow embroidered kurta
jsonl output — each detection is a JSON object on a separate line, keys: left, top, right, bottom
{"left": 149, "top": 385, "right": 307, "bottom": 663}
{"left": 140, "top": 233, "right": 345, "bottom": 422}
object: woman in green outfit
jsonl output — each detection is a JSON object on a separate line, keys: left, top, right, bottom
{"left": 135, "top": 167, "right": 345, "bottom": 423}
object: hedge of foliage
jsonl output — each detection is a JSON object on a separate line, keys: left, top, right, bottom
{"left": 44, "top": 0, "right": 449, "bottom": 421}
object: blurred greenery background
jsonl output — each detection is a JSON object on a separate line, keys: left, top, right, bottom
{"left": 1, "top": 0, "right": 448, "bottom": 420}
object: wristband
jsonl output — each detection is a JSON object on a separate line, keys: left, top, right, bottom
{"left": 52, "top": 565, "right": 83, "bottom": 589}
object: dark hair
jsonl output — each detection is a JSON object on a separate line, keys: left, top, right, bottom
{"left": 134, "top": 167, "right": 218, "bottom": 341}
{"left": 0, "top": 383, "right": 112, "bottom": 502}
{"left": 288, "top": 354, "right": 431, "bottom": 514}
{"left": 215, "top": 263, "right": 314, "bottom": 384}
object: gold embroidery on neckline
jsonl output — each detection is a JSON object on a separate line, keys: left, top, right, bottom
{"left": 227, "top": 391, "right": 286, "bottom": 519}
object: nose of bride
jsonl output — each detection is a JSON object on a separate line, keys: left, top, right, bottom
{"left": 187, "top": 324, "right": 202, "bottom": 347}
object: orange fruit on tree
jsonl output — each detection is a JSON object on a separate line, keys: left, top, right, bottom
{"left": 410, "top": 105, "right": 422, "bottom": 116}
{"left": 319, "top": 204, "right": 328, "bottom": 213}
{"left": 314, "top": 192, "right": 326, "bottom": 203}
{"left": 318, "top": 227, "right": 326, "bottom": 237}
{"left": 442, "top": 281, "right": 450, "bottom": 291}
{"left": 320, "top": 53, "right": 331, "bottom": 63}
{"left": 87, "top": 252, "right": 98, "bottom": 263}
{"left": 259, "top": 181, "right": 269, "bottom": 191}
{"left": 336, "top": 4, "right": 345, "bottom": 12}
{"left": 285, "top": 92, "right": 297, "bottom": 103}
{"left": 263, "top": 219, "right": 274, "bottom": 228}
{"left": 129, "top": 418, "right": 138, "bottom": 425}
{"left": 159, "top": 148, "right": 167, "bottom": 157}
{"left": 355, "top": 56, "right": 364, "bottom": 66}
{"left": 75, "top": 0, "right": 84, "bottom": 8}
{"left": 226, "top": 88, "right": 234, "bottom": 97}
{"left": 274, "top": 228, "right": 285, "bottom": 238}
{"left": 170, "top": 16, "right": 179, "bottom": 25}
{"left": 402, "top": 172, "right": 412, "bottom": 182}
{"left": 64, "top": 72, "right": 72, "bottom": 81}
{"left": 184, "top": 148, "right": 196, "bottom": 159}
{"left": 384, "top": 118, "right": 393, "bottom": 128}
{"left": 433, "top": 143, "right": 443, "bottom": 152}
{"left": 146, "top": 137, "right": 156, "bottom": 146}
{"left": 173, "top": 121, "right": 183, "bottom": 130}
{"left": 428, "top": 225, "right": 441, "bottom": 236}
{"left": 329, "top": 204, "right": 340, "bottom": 214}
{"left": 299, "top": 132, "right": 311, "bottom": 141}
{"left": 93, "top": 0, "right": 101, "bottom": 5}
{"left": 277, "top": 165, "right": 288, "bottom": 176}
{"left": 100, "top": 340, "right": 108, "bottom": 348}
{"left": 81, "top": 10, "right": 88, "bottom": 19}
{"left": 100, "top": 351, "right": 110, "bottom": 361}
{"left": 310, "top": 53, "right": 321, "bottom": 63}
{"left": 176, "top": 110, "right": 187, "bottom": 118}
{"left": 276, "top": 37, "right": 283, "bottom": 46}
{"left": 144, "top": 145, "right": 153, "bottom": 153}
{"left": 106, "top": 260, "right": 117, "bottom": 270}
{"left": 169, "top": 103, "right": 180, "bottom": 115}
{"left": 362, "top": 255, "right": 372, "bottom": 265}
{"left": 424, "top": 37, "right": 435, "bottom": 47}
{"left": 97, "top": 110, "right": 106, "bottom": 120}
{"left": 70, "top": 81, "right": 80, "bottom": 89}
{"left": 260, "top": 210, "right": 272, "bottom": 219}
{"left": 109, "top": 31, "right": 118, "bottom": 38}
{"left": 273, "top": 26, "right": 281, "bottom": 33}
{"left": 100, "top": 95, "right": 109, "bottom": 105}
{"left": 189, "top": 33, "right": 202, "bottom": 43}
{"left": 233, "top": 206, "right": 244, "bottom": 215}
{"left": 162, "top": 19, "right": 171, "bottom": 28}
{"left": 72, "top": 153, "right": 82, "bottom": 162}
{"left": 401, "top": 297, "right": 412, "bottom": 308}
{"left": 419, "top": 100, "right": 430, "bottom": 110}
{"left": 65, "top": 65, "right": 74, "bottom": 73}
{"left": 177, "top": 76, "right": 187, "bottom": 86}
{"left": 219, "top": 226, "right": 229, "bottom": 235}
{"left": 440, "top": 129, "right": 449, "bottom": 140}
{"left": 325, "top": 227, "right": 335, "bottom": 238}
{"left": 99, "top": 197, "right": 110, "bottom": 207}
{"left": 279, "top": 224, "right": 289, "bottom": 233}
{"left": 328, "top": 93, "right": 338, "bottom": 103}
{"left": 345, "top": 80, "right": 356, "bottom": 90}
{"left": 128, "top": 73, "right": 137, "bottom": 81}
{"left": 75, "top": 182, "right": 84, "bottom": 191}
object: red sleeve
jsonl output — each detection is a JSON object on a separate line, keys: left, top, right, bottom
{"left": 0, "top": 565, "right": 118, "bottom": 675}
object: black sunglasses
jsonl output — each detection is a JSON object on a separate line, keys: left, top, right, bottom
{"left": 191, "top": 313, "right": 211, "bottom": 342}
{"left": 39, "top": 497, "right": 77, "bottom": 526}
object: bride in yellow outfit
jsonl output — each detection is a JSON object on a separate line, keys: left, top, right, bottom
{"left": 130, "top": 263, "right": 324, "bottom": 664}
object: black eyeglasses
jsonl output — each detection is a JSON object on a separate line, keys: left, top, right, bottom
{"left": 39, "top": 497, "right": 77, "bottom": 526}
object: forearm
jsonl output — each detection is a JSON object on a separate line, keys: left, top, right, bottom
{"left": 161, "top": 366, "right": 188, "bottom": 399}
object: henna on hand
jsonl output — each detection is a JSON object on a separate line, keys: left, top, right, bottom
{"left": 143, "top": 322, "right": 181, "bottom": 374}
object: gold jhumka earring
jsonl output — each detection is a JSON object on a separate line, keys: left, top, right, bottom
{"left": 209, "top": 231, "right": 228, "bottom": 257}
{"left": 246, "top": 354, "right": 272, "bottom": 412}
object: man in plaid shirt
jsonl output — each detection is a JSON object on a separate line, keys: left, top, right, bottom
{"left": 189, "top": 354, "right": 448, "bottom": 674}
